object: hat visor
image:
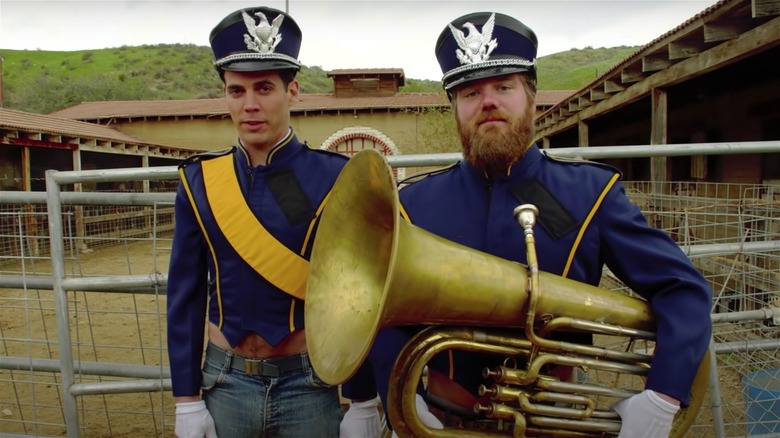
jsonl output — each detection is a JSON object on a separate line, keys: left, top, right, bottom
{"left": 221, "top": 60, "right": 300, "bottom": 73}
{"left": 444, "top": 65, "right": 533, "bottom": 91}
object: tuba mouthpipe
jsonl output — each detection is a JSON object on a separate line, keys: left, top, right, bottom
{"left": 538, "top": 317, "right": 656, "bottom": 341}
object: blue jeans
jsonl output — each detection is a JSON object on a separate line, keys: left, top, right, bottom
{"left": 201, "top": 345, "right": 343, "bottom": 437}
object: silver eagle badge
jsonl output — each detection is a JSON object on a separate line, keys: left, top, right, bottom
{"left": 449, "top": 12, "right": 498, "bottom": 65}
{"left": 242, "top": 10, "right": 284, "bottom": 53}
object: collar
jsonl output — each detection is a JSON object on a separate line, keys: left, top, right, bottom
{"left": 236, "top": 128, "right": 302, "bottom": 168}
{"left": 459, "top": 143, "right": 543, "bottom": 183}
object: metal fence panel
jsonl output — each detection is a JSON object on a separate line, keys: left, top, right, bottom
{"left": 1, "top": 145, "right": 778, "bottom": 437}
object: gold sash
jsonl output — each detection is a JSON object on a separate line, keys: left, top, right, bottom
{"left": 201, "top": 155, "right": 309, "bottom": 299}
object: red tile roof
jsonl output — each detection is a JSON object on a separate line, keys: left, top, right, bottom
{"left": 49, "top": 99, "right": 229, "bottom": 120}
{"left": 49, "top": 90, "right": 574, "bottom": 121}
{"left": 2, "top": 107, "right": 151, "bottom": 143}
{"left": 0, "top": 107, "right": 193, "bottom": 153}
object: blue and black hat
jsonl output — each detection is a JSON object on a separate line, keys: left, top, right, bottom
{"left": 209, "top": 6, "right": 302, "bottom": 73}
{"left": 435, "top": 12, "right": 538, "bottom": 91}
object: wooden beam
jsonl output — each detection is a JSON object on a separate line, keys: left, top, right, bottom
{"left": 578, "top": 120, "right": 589, "bottom": 147}
{"left": 651, "top": 88, "right": 669, "bottom": 189}
{"left": 604, "top": 80, "right": 625, "bottom": 94}
{"left": 21, "top": 145, "right": 31, "bottom": 191}
{"left": 578, "top": 95, "right": 594, "bottom": 108}
{"left": 11, "top": 137, "right": 78, "bottom": 150}
{"left": 589, "top": 88, "right": 609, "bottom": 101}
{"left": 620, "top": 69, "right": 645, "bottom": 84}
{"left": 643, "top": 54, "right": 673, "bottom": 73}
{"left": 669, "top": 40, "right": 705, "bottom": 60}
{"left": 704, "top": 18, "right": 754, "bottom": 42}
{"left": 752, "top": 0, "right": 780, "bottom": 17}
{"left": 651, "top": 87, "right": 669, "bottom": 147}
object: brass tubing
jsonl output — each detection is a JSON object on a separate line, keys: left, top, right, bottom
{"left": 305, "top": 150, "right": 711, "bottom": 437}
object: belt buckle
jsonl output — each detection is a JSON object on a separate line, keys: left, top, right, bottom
{"left": 245, "top": 359, "right": 280, "bottom": 377}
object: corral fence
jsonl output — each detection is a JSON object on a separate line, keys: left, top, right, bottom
{"left": 1, "top": 141, "right": 779, "bottom": 437}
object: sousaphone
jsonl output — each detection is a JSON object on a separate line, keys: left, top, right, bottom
{"left": 305, "top": 149, "right": 709, "bottom": 437}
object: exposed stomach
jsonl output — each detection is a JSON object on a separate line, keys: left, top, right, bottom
{"left": 208, "top": 322, "right": 307, "bottom": 359}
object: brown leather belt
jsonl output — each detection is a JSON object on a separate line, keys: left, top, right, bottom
{"left": 205, "top": 343, "right": 307, "bottom": 377}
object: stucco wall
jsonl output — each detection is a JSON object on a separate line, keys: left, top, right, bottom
{"left": 114, "top": 110, "right": 460, "bottom": 157}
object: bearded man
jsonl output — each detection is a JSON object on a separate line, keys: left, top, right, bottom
{"left": 339, "top": 11, "right": 712, "bottom": 438}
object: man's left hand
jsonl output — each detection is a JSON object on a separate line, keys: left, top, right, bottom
{"left": 612, "top": 389, "right": 679, "bottom": 438}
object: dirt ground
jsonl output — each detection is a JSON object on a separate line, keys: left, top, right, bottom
{"left": 0, "top": 241, "right": 762, "bottom": 437}
{"left": 1, "top": 240, "right": 176, "bottom": 437}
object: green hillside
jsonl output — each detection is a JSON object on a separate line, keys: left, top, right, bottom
{"left": 0, "top": 44, "right": 639, "bottom": 114}
{"left": 537, "top": 45, "right": 639, "bottom": 90}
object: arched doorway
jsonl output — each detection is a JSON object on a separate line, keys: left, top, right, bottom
{"left": 320, "top": 127, "right": 405, "bottom": 180}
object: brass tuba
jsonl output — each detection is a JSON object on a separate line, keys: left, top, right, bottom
{"left": 305, "top": 149, "right": 709, "bottom": 437}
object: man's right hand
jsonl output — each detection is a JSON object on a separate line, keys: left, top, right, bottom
{"left": 175, "top": 400, "right": 217, "bottom": 438}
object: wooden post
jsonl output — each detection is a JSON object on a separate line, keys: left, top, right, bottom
{"left": 650, "top": 88, "right": 668, "bottom": 195}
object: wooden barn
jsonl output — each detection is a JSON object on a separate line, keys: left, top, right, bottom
{"left": 534, "top": 0, "right": 780, "bottom": 185}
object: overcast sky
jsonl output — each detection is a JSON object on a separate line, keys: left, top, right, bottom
{"left": 1, "top": 0, "right": 720, "bottom": 81}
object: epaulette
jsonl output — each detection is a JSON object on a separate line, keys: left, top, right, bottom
{"left": 397, "top": 162, "right": 459, "bottom": 187}
{"left": 178, "top": 146, "right": 235, "bottom": 169}
{"left": 542, "top": 151, "right": 624, "bottom": 179}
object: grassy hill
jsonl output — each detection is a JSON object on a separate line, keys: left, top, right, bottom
{"left": 537, "top": 45, "right": 639, "bottom": 90}
{"left": 0, "top": 44, "right": 639, "bottom": 114}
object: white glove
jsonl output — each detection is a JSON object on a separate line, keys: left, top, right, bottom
{"left": 391, "top": 394, "right": 443, "bottom": 438}
{"left": 612, "top": 390, "right": 679, "bottom": 438}
{"left": 175, "top": 400, "right": 217, "bottom": 438}
{"left": 415, "top": 394, "right": 443, "bottom": 430}
{"left": 340, "top": 396, "right": 382, "bottom": 438}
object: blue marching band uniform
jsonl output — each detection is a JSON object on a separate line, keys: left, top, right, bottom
{"left": 344, "top": 144, "right": 712, "bottom": 416}
{"left": 167, "top": 131, "right": 348, "bottom": 397}
{"left": 397, "top": 144, "right": 712, "bottom": 407}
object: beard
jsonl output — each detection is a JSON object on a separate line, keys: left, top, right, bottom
{"left": 458, "top": 106, "right": 536, "bottom": 178}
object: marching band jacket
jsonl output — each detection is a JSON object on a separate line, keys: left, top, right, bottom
{"left": 166, "top": 131, "right": 348, "bottom": 397}
{"left": 398, "top": 144, "right": 712, "bottom": 406}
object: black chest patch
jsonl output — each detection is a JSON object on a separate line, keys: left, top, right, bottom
{"left": 509, "top": 178, "right": 578, "bottom": 240}
{"left": 265, "top": 169, "right": 315, "bottom": 227}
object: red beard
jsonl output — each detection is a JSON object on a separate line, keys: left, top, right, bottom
{"left": 458, "top": 108, "right": 535, "bottom": 178}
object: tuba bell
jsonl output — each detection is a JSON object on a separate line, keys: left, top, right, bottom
{"left": 305, "top": 149, "right": 709, "bottom": 437}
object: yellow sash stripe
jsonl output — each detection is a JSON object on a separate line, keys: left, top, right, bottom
{"left": 399, "top": 203, "right": 412, "bottom": 223}
{"left": 562, "top": 173, "right": 620, "bottom": 278}
{"left": 289, "top": 300, "right": 296, "bottom": 332}
{"left": 180, "top": 168, "right": 225, "bottom": 328}
{"left": 202, "top": 155, "right": 309, "bottom": 300}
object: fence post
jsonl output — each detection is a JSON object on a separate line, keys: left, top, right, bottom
{"left": 45, "top": 169, "right": 80, "bottom": 437}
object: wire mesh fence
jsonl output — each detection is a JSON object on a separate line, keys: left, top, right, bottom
{"left": 0, "top": 157, "right": 778, "bottom": 437}
{"left": 608, "top": 181, "right": 780, "bottom": 437}
{"left": 1, "top": 196, "right": 175, "bottom": 437}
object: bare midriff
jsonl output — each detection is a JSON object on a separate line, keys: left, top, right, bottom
{"left": 207, "top": 322, "right": 307, "bottom": 359}
{"left": 175, "top": 323, "right": 307, "bottom": 403}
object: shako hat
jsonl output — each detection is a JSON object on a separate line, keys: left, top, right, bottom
{"left": 209, "top": 6, "right": 302, "bottom": 73}
{"left": 435, "top": 12, "right": 538, "bottom": 91}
